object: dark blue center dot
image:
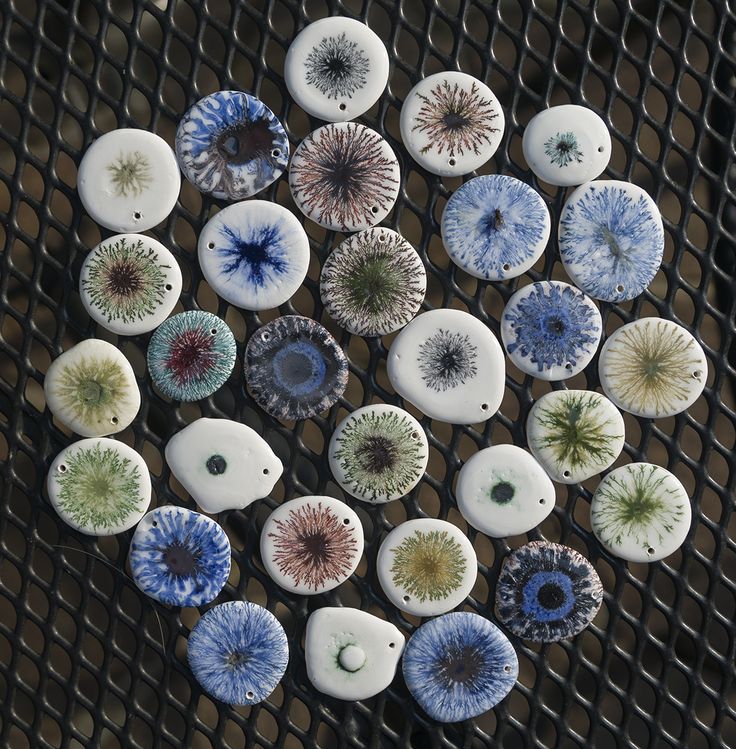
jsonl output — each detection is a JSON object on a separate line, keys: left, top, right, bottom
{"left": 521, "top": 570, "right": 575, "bottom": 621}
{"left": 490, "top": 481, "right": 515, "bottom": 504}
{"left": 206, "top": 454, "right": 227, "bottom": 475}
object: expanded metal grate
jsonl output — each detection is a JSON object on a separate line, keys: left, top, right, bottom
{"left": 1, "top": 1, "right": 735, "bottom": 747}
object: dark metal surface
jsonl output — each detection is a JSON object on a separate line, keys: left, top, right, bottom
{"left": 1, "top": 1, "right": 735, "bottom": 747}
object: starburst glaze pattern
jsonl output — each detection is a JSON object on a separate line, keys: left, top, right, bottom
{"left": 598, "top": 318, "right": 707, "bottom": 418}
{"left": 559, "top": 181, "right": 665, "bottom": 302}
{"left": 107, "top": 150, "right": 152, "bottom": 197}
{"left": 304, "top": 32, "right": 369, "bottom": 99}
{"left": 417, "top": 328, "right": 478, "bottom": 392}
{"left": 288, "top": 122, "right": 400, "bottom": 232}
{"left": 320, "top": 228, "right": 426, "bottom": 336}
{"left": 543, "top": 131, "right": 584, "bottom": 167}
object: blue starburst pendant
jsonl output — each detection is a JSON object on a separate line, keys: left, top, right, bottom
{"left": 559, "top": 180, "right": 665, "bottom": 302}
{"left": 176, "top": 91, "right": 289, "bottom": 200}
{"left": 402, "top": 612, "right": 518, "bottom": 722}
{"left": 495, "top": 541, "right": 603, "bottom": 642}
{"left": 198, "top": 200, "right": 309, "bottom": 311}
{"left": 129, "top": 506, "right": 231, "bottom": 607}
{"left": 187, "top": 601, "right": 289, "bottom": 705}
{"left": 441, "top": 175, "right": 550, "bottom": 280}
{"left": 501, "top": 281, "right": 602, "bottom": 381}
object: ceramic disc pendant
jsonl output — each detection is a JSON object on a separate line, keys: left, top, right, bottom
{"left": 522, "top": 105, "right": 611, "bottom": 186}
{"left": 377, "top": 518, "right": 477, "bottom": 617}
{"left": 400, "top": 71, "right": 504, "bottom": 176}
{"left": 387, "top": 308, "right": 505, "bottom": 424}
{"left": 402, "top": 612, "right": 518, "bottom": 722}
{"left": 129, "top": 506, "right": 231, "bottom": 607}
{"left": 441, "top": 175, "right": 550, "bottom": 280}
{"left": 147, "top": 311, "right": 236, "bottom": 401}
{"left": 175, "top": 90, "right": 288, "bottom": 200}
{"left": 559, "top": 180, "right": 665, "bottom": 302}
{"left": 165, "top": 418, "right": 283, "bottom": 513}
{"left": 329, "top": 405, "right": 428, "bottom": 504}
{"left": 188, "top": 601, "right": 289, "bottom": 705}
{"left": 495, "top": 541, "right": 603, "bottom": 642}
{"left": 305, "top": 607, "right": 404, "bottom": 701}
{"left": 501, "top": 281, "right": 602, "bottom": 381}
{"left": 47, "top": 437, "right": 150, "bottom": 535}
{"left": 80, "top": 234, "right": 182, "bottom": 335}
{"left": 289, "top": 122, "right": 400, "bottom": 232}
{"left": 198, "top": 200, "right": 309, "bottom": 311}
{"left": 527, "top": 390, "right": 625, "bottom": 484}
{"left": 590, "top": 463, "right": 691, "bottom": 562}
{"left": 45, "top": 339, "right": 140, "bottom": 437}
{"left": 455, "top": 444, "right": 555, "bottom": 537}
{"left": 320, "top": 228, "right": 426, "bottom": 336}
{"left": 260, "top": 496, "right": 363, "bottom": 595}
{"left": 244, "top": 316, "right": 348, "bottom": 421}
{"left": 285, "top": 17, "right": 389, "bottom": 122}
{"left": 77, "top": 128, "right": 181, "bottom": 233}
{"left": 598, "top": 318, "right": 707, "bottom": 418}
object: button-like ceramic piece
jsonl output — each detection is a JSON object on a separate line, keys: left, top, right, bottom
{"left": 176, "top": 91, "right": 288, "bottom": 200}
{"left": 289, "top": 122, "right": 400, "bottom": 232}
{"left": 400, "top": 71, "right": 504, "bottom": 176}
{"left": 285, "top": 17, "right": 389, "bottom": 122}
{"left": 78, "top": 128, "right": 181, "bottom": 233}
{"left": 197, "top": 200, "right": 309, "bottom": 311}
{"left": 526, "top": 390, "right": 625, "bottom": 484}
{"left": 559, "top": 180, "right": 664, "bottom": 302}
{"left": 305, "top": 607, "right": 404, "bottom": 700}
{"left": 501, "top": 281, "right": 602, "bottom": 381}
{"left": 495, "top": 541, "right": 603, "bottom": 642}
{"left": 441, "top": 175, "right": 550, "bottom": 280}
{"left": 45, "top": 339, "right": 140, "bottom": 437}
{"left": 47, "top": 437, "right": 150, "bottom": 535}
{"left": 590, "top": 463, "right": 691, "bottom": 562}
{"left": 455, "top": 444, "right": 555, "bottom": 537}
{"left": 320, "top": 228, "right": 426, "bottom": 336}
{"left": 598, "top": 317, "right": 707, "bottom": 418}
{"left": 522, "top": 105, "right": 611, "bottom": 186}
{"left": 147, "top": 311, "right": 236, "bottom": 401}
{"left": 80, "top": 234, "right": 182, "bottom": 335}
{"left": 402, "top": 612, "right": 518, "bottom": 723}
{"left": 387, "top": 309, "right": 505, "bottom": 424}
{"left": 129, "top": 506, "right": 231, "bottom": 606}
{"left": 329, "top": 405, "right": 428, "bottom": 504}
{"left": 377, "top": 518, "right": 477, "bottom": 617}
{"left": 244, "top": 315, "right": 348, "bottom": 421}
{"left": 261, "top": 496, "right": 363, "bottom": 595}
{"left": 188, "top": 601, "right": 289, "bottom": 705}
{"left": 165, "top": 418, "right": 282, "bottom": 514}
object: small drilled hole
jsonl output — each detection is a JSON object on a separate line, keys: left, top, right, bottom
{"left": 388, "top": 642, "right": 396, "bottom": 648}
{"left": 207, "top": 241, "right": 215, "bottom": 250}
{"left": 58, "top": 464, "right": 67, "bottom": 473}
{"left": 480, "top": 403, "right": 489, "bottom": 410}
{"left": 133, "top": 211, "right": 141, "bottom": 220}
{"left": 563, "top": 470, "right": 572, "bottom": 478}
{"left": 271, "top": 148, "right": 281, "bottom": 158}
{"left": 402, "top": 595, "right": 410, "bottom": 603}
{"left": 378, "top": 233, "right": 386, "bottom": 242}
{"left": 598, "top": 146, "right": 605, "bottom": 152}
{"left": 616, "top": 284, "right": 624, "bottom": 293}
{"left": 448, "top": 157, "right": 456, "bottom": 166}
{"left": 165, "top": 284, "right": 173, "bottom": 291}
{"left": 565, "top": 362, "right": 573, "bottom": 370}
{"left": 262, "top": 332, "right": 271, "bottom": 341}
{"left": 503, "top": 263, "right": 511, "bottom": 272}
{"left": 339, "top": 102, "right": 347, "bottom": 111}
{"left": 371, "top": 206, "right": 379, "bottom": 214}
{"left": 110, "top": 416, "right": 119, "bottom": 425}
{"left": 693, "top": 370, "right": 702, "bottom": 379}
{"left": 343, "top": 518, "right": 350, "bottom": 525}
{"left": 647, "top": 547, "right": 655, "bottom": 555}
{"left": 210, "top": 328, "right": 218, "bottom": 335}
{"left": 539, "top": 498, "right": 546, "bottom": 504}
{"left": 410, "top": 431, "right": 419, "bottom": 440}
{"left": 503, "top": 664, "right": 511, "bottom": 673}
{"left": 152, "top": 521, "right": 158, "bottom": 527}
{"left": 263, "top": 468, "right": 269, "bottom": 475}
{"left": 246, "top": 691, "right": 254, "bottom": 700}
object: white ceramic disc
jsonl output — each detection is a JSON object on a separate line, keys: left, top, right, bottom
{"left": 441, "top": 175, "right": 550, "bottom": 281}
{"left": 47, "top": 437, "right": 150, "bottom": 535}
{"left": 559, "top": 180, "right": 665, "bottom": 303}
{"left": 285, "top": 17, "right": 389, "bottom": 122}
{"left": 400, "top": 71, "right": 504, "bottom": 176}
{"left": 78, "top": 128, "right": 180, "bottom": 232}
{"left": 387, "top": 308, "right": 505, "bottom": 424}
{"left": 377, "top": 518, "right": 477, "bottom": 617}
{"left": 44, "top": 339, "right": 140, "bottom": 437}
{"left": 590, "top": 463, "right": 691, "bottom": 562}
{"left": 80, "top": 233, "right": 182, "bottom": 335}
{"left": 455, "top": 444, "right": 555, "bottom": 537}
{"left": 198, "top": 200, "right": 310, "bottom": 311}
{"left": 329, "top": 404, "right": 428, "bottom": 504}
{"left": 598, "top": 317, "right": 707, "bottom": 418}
{"left": 165, "top": 417, "right": 283, "bottom": 514}
{"left": 305, "top": 607, "right": 404, "bottom": 700}
{"left": 289, "top": 122, "right": 400, "bottom": 232}
{"left": 501, "top": 281, "right": 602, "bottom": 381}
{"left": 522, "top": 104, "right": 611, "bottom": 186}
{"left": 261, "top": 496, "right": 363, "bottom": 595}
{"left": 526, "top": 390, "right": 625, "bottom": 484}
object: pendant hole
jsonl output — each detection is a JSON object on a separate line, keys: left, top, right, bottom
{"left": 378, "top": 233, "right": 386, "bottom": 242}
{"left": 246, "top": 691, "right": 255, "bottom": 700}
{"left": 402, "top": 595, "right": 410, "bottom": 603}
{"left": 647, "top": 546, "right": 656, "bottom": 556}
{"left": 210, "top": 328, "right": 218, "bottom": 335}
{"left": 262, "top": 332, "right": 271, "bottom": 341}
{"left": 565, "top": 362, "right": 573, "bottom": 371}
{"left": 563, "top": 470, "right": 572, "bottom": 478}
{"left": 263, "top": 468, "right": 269, "bottom": 475}
{"left": 133, "top": 211, "right": 141, "bottom": 220}
{"left": 503, "top": 263, "right": 511, "bottom": 272}
{"left": 539, "top": 498, "right": 546, "bottom": 504}
{"left": 58, "top": 464, "right": 67, "bottom": 473}
{"left": 110, "top": 416, "right": 119, "bottom": 425}
{"left": 503, "top": 664, "right": 511, "bottom": 673}
{"left": 165, "top": 284, "right": 172, "bottom": 291}
{"left": 343, "top": 518, "right": 350, "bottom": 525}
{"left": 388, "top": 642, "right": 396, "bottom": 648}
{"left": 693, "top": 370, "right": 702, "bottom": 379}
{"left": 339, "top": 102, "right": 347, "bottom": 111}
{"left": 152, "top": 521, "right": 158, "bottom": 527}
{"left": 410, "top": 431, "right": 419, "bottom": 440}
{"left": 207, "top": 241, "right": 215, "bottom": 250}
{"left": 616, "top": 284, "right": 625, "bottom": 293}
{"left": 448, "top": 157, "right": 457, "bottom": 166}
{"left": 480, "top": 403, "right": 489, "bottom": 411}
{"left": 371, "top": 206, "right": 379, "bottom": 214}
{"left": 271, "top": 148, "right": 281, "bottom": 158}
{"left": 597, "top": 146, "right": 605, "bottom": 152}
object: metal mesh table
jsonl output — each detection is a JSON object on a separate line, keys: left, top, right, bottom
{"left": 1, "top": 1, "right": 735, "bottom": 747}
